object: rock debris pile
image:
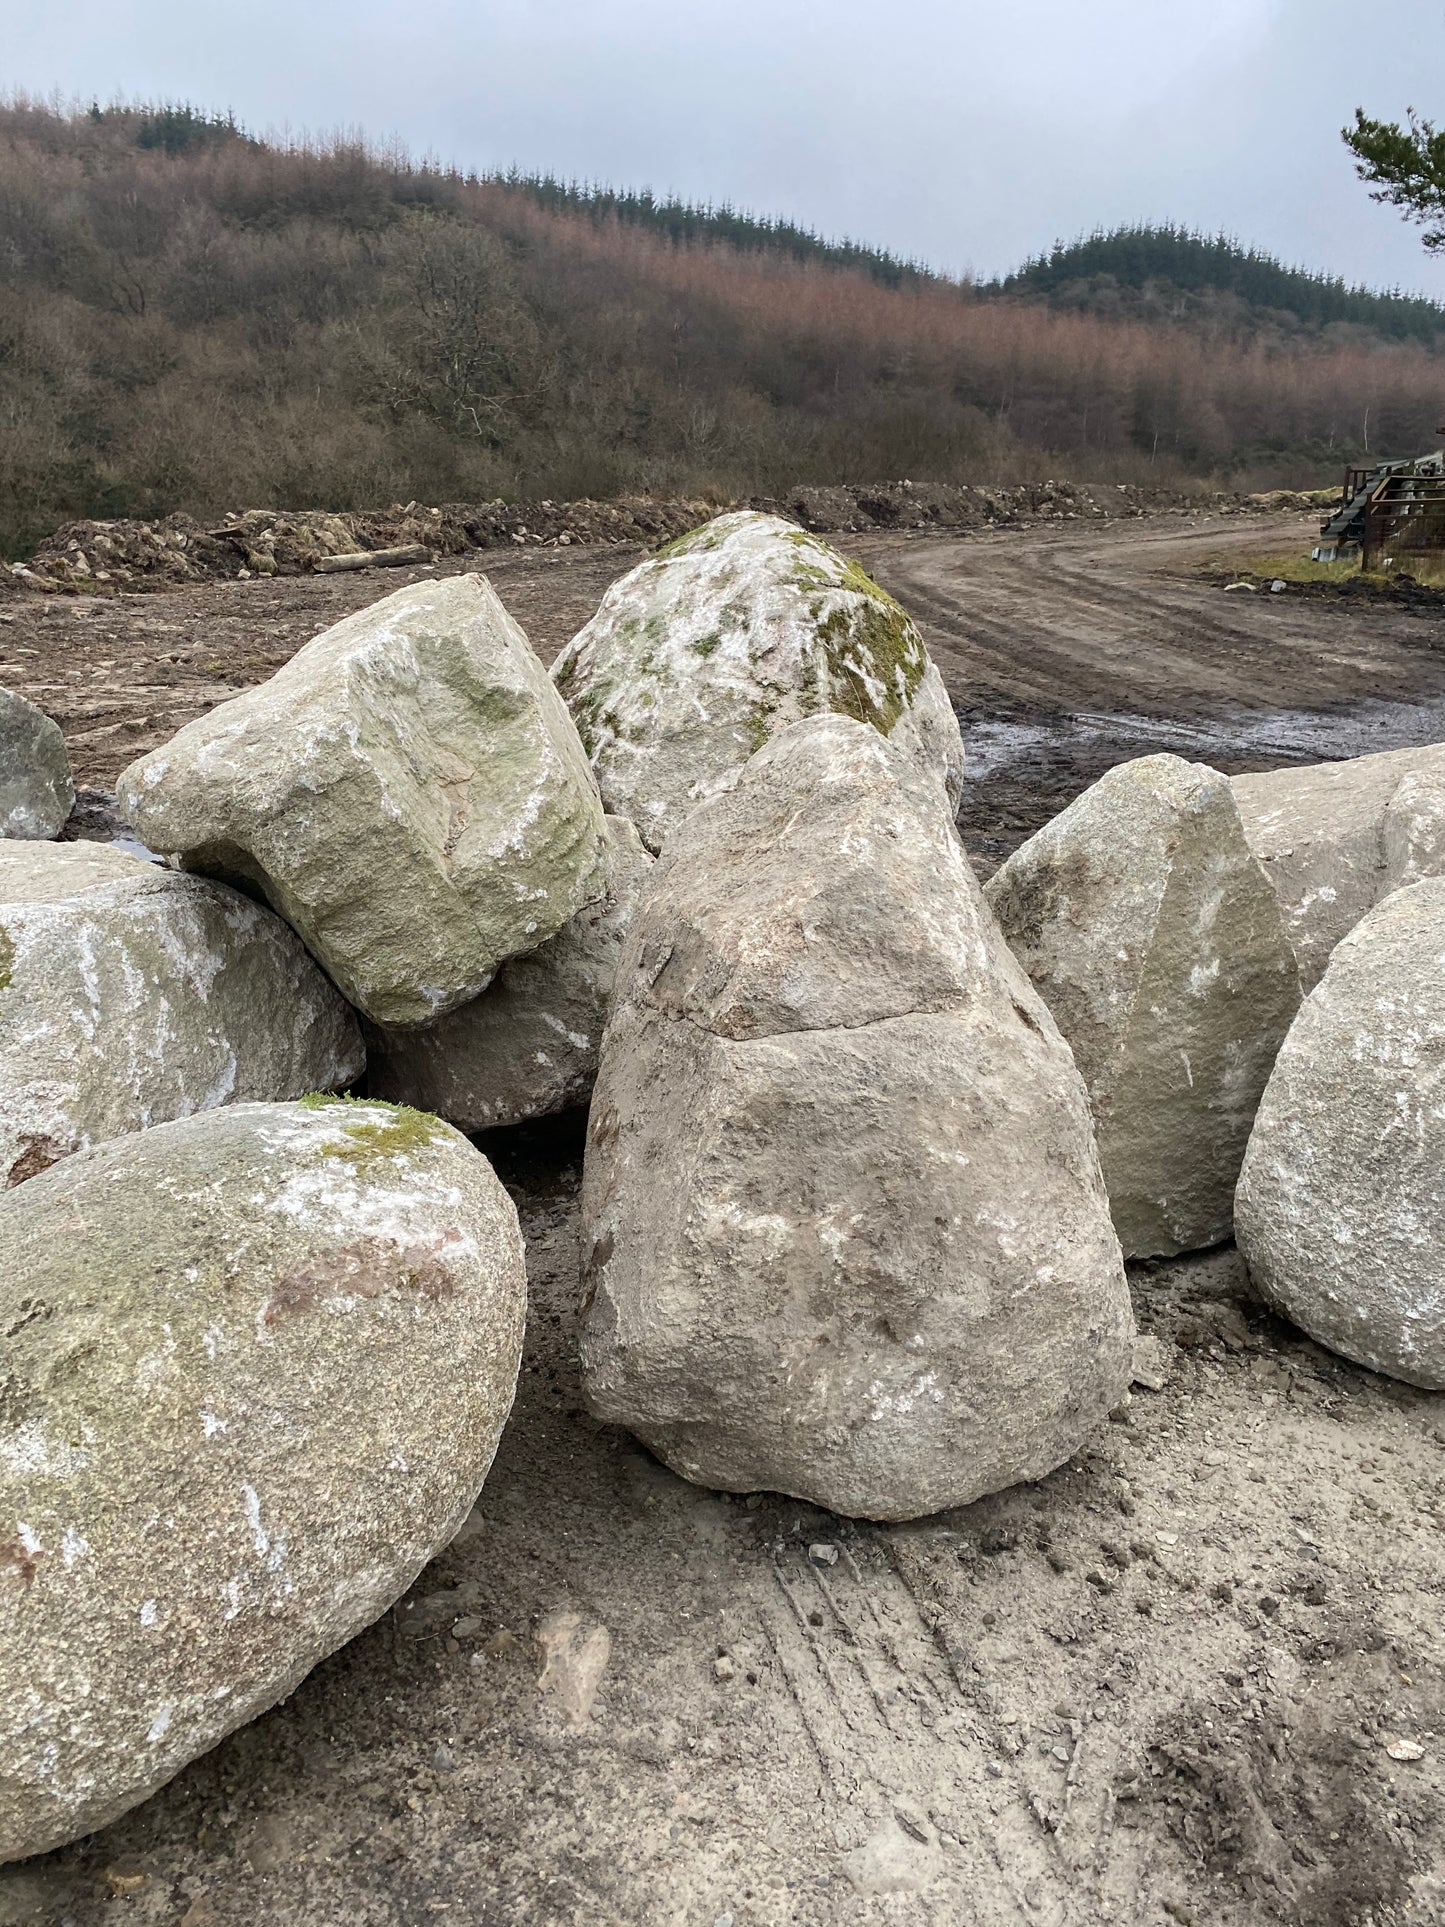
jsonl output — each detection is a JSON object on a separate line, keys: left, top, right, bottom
{"left": 1, "top": 506, "right": 1440, "bottom": 1861}
{"left": 2, "top": 480, "right": 1328, "bottom": 598}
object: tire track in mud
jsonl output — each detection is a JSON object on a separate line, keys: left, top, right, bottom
{"left": 850, "top": 514, "right": 1445, "bottom": 720}
{"left": 841, "top": 512, "right": 1445, "bottom": 874}
{"left": 748, "top": 1530, "right": 1090, "bottom": 1920}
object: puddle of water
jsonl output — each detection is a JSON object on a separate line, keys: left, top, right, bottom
{"left": 109, "top": 831, "right": 163, "bottom": 864}
{"left": 964, "top": 697, "right": 1445, "bottom": 782}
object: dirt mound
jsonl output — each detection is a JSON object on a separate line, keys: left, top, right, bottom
{"left": 2, "top": 498, "right": 718, "bottom": 598}
{"left": 3, "top": 480, "right": 1293, "bottom": 598}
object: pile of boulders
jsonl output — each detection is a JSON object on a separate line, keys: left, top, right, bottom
{"left": 3, "top": 506, "right": 1440, "bottom": 1863}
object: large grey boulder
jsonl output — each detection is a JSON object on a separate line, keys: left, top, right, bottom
{"left": 118, "top": 575, "right": 607, "bottom": 1026}
{"left": 578, "top": 715, "right": 1132, "bottom": 1522}
{"left": 986, "top": 755, "right": 1300, "bottom": 1259}
{"left": 365, "top": 817, "right": 652, "bottom": 1130}
{"left": 1236, "top": 878, "right": 1445, "bottom": 1388}
{"left": 551, "top": 512, "right": 965, "bottom": 853}
{"left": 0, "top": 688, "right": 74, "bottom": 840}
{"left": 1232, "top": 743, "right": 1445, "bottom": 991}
{"left": 0, "top": 1099, "right": 526, "bottom": 1861}
{"left": 0, "top": 842, "right": 362, "bottom": 1186}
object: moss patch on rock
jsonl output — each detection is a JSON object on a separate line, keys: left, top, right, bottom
{"left": 312, "top": 1098, "right": 448, "bottom": 1169}
{"left": 654, "top": 522, "right": 730, "bottom": 561}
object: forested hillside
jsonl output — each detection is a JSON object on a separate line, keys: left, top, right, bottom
{"left": 999, "top": 224, "right": 1445, "bottom": 343}
{"left": 2, "top": 101, "right": 1442, "bottom": 556}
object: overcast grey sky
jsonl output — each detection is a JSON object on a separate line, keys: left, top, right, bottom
{"left": 6, "top": 0, "right": 1444, "bottom": 289}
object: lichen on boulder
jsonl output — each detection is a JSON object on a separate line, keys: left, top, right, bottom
{"left": 0, "top": 841, "right": 362, "bottom": 1185}
{"left": 551, "top": 511, "right": 965, "bottom": 852}
{"left": 118, "top": 574, "right": 607, "bottom": 1026}
{"left": 578, "top": 714, "right": 1132, "bottom": 1521}
{"left": 0, "top": 688, "right": 74, "bottom": 841}
{"left": 0, "top": 1099, "right": 526, "bottom": 1861}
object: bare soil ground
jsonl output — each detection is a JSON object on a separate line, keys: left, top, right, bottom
{"left": 2, "top": 512, "right": 1443, "bottom": 1927}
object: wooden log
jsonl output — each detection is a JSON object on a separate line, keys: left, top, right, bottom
{"left": 313, "top": 545, "right": 432, "bottom": 574}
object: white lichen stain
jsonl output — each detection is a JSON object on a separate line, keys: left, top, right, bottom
{"left": 60, "top": 1527, "right": 90, "bottom": 1568}
{"left": 242, "top": 1483, "right": 269, "bottom": 1555}
{"left": 1, "top": 1419, "right": 91, "bottom": 1479}
{"left": 135, "top": 1326, "right": 177, "bottom": 1393}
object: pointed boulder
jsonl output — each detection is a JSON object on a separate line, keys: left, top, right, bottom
{"left": 551, "top": 511, "right": 964, "bottom": 852}
{"left": 579, "top": 715, "right": 1132, "bottom": 1521}
{"left": 986, "top": 754, "right": 1300, "bottom": 1258}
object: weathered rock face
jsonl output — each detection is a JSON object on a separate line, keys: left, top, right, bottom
{"left": 1232, "top": 743, "right": 1445, "bottom": 991}
{"left": 986, "top": 755, "right": 1300, "bottom": 1259}
{"left": 551, "top": 512, "right": 965, "bottom": 853}
{"left": 365, "top": 817, "right": 652, "bottom": 1131}
{"left": 0, "top": 842, "right": 362, "bottom": 1186}
{"left": 1236, "top": 878, "right": 1445, "bottom": 1388}
{"left": 578, "top": 715, "right": 1132, "bottom": 1522}
{"left": 0, "top": 688, "right": 74, "bottom": 840}
{"left": 118, "top": 575, "right": 607, "bottom": 1026}
{"left": 0, "top": 1099, "right": 526, "bottom": 1861}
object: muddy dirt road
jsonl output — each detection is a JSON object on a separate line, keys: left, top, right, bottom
{"left": 6, "top": 508, "right": 1444, "bottom": 876}
{"left": 849, "top": 512, "right": 1445, "bottom": 872}
{"left": 3, "top": 512, "right": 1443, "bottom": 1927}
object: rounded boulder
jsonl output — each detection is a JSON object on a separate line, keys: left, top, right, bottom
{"left": 0, "top": 1099, "right": 526, "bottom": 1860}
{"left": 1236, "top": 876, "right": 1445, "bottom": 1387}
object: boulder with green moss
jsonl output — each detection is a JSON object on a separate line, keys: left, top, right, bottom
{"left": 365, "top": 815, "right": 652, "bottom": 1130}
{"left": 550, "top": 511, "right": 965, "bottom": 853}
{"left": 0, "top": 1098, "right": 526, "bottom": 1861}
{"left": 0, "top": 688, "right": 74, "bottom": 840}
{"left": 986, "top": 754, "right": 1301, "bottom": 1259}
{"left": 118, "top": 575, "right": 607, "bottom": 1026}
{"left": 579, "top": 715, "right": 1131, "bottom": 1521}
{"left": 0, "top": 841, "right": 362, "bottom": 1186}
